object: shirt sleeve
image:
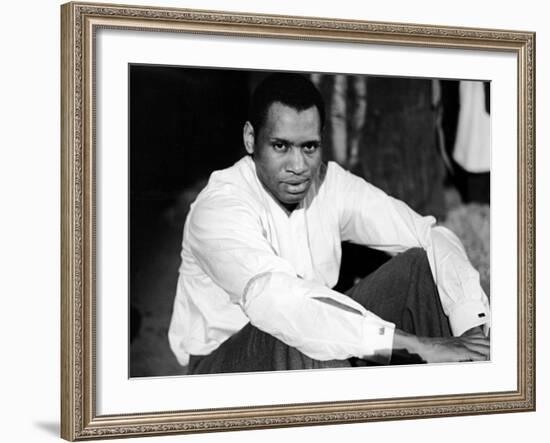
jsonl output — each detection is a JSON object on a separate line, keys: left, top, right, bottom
{"left": 334, "top": 166, "right": 490, "bottom": 336}
{"left": 186, "top": 188, "right": 395, "bottom": 362}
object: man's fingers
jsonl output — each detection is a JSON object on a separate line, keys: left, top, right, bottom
{"left": 466, "top": 345, "right": 490, "bottom": 358}
{"left": 422, "top": 336, "right": 490, "bottom": 363}
{"left": 464, "top": 350, "right": 489, "bottom": 361}
{"left": 461, "top": 326, "right": 486, "bottom": 338}
{"left": 462, "top": 337, "right": 490, "bottom": 350}
{"left": 444, "top": 339, "right": 490, "bottom": 362}
{"left": 460, "top": 336, "right": 490, "bottom": 345}
{"left": 461, "top": 340, "right": 490, "bottom": 359}
{"left": 434, "top": 347, "right": 488, "bottom": 363}
{"left": 452, "top": 346, "right": 488, "bottom": 362}
{"left": 462, "top": 342, "right": 491, "bottom": 352}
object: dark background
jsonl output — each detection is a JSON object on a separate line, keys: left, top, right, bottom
{"left": 129, "top": 65, "right": 490, "bottom": 377}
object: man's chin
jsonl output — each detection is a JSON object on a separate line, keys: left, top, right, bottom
{"left": 280, "top": 193, "right": 306, "bottom": 206}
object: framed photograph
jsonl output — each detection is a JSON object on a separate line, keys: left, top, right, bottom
{"left": 61, "top": 1, "right": 535, "bottom": 440}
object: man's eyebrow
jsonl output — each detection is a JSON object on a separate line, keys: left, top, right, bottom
{"left": 268, "top": 137, "right": 321, "bottom": 146}
{"left": 300, "top": 139, "right": 321, "bottom": 146}
{"left": 269, "top": 137, "right": 291, "bottom": 143}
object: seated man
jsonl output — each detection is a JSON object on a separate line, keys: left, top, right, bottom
{"left": 168, "top": 73, "right": 490, "bottom": 374}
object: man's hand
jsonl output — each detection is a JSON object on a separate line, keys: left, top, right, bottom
{"left": 392, "top": 327, "right": 490, "bottom": 364}
{"left": 416, "top": 334, "right": 490, "bottom": 363}
{"left": 460, "top": 325, "right": 486, "bottom": 338}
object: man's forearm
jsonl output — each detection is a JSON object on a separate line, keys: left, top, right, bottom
{"left": 244, "top": 271, "right": 395, "bottom": 361}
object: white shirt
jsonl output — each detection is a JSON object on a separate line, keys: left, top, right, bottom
{"left": 168, "top": 156, "right": 490, "bottom": 366}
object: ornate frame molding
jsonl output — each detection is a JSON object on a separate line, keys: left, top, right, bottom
{"left": 61, "top": 2, "right": 535, "bottom": 440}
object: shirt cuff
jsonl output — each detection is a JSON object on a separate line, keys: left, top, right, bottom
{"left": 448, "top": 299, "right": 491, "bottom": 336}
{"left": 361, "top": 318, "right": 395, "bottom": 364}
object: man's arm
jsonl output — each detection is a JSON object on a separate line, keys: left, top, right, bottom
{"left": 186, "top": 190, "right": 395, "bottom": 362}
{"left": 332, "top": 164, "right": 491, "bottom": 337}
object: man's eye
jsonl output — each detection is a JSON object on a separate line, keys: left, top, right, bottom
{"left": 303, "top": 144, "right": 319, "bottom": 153}
{"left": 272, "top": 143, "right": 287, "bottom": 151}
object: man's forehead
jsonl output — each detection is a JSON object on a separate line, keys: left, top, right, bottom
{"left": 263, "top": 102, "right": 322, "bottom": 136}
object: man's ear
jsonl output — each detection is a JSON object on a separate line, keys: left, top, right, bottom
{"left": 243, "top": 121, "right": 255, "bottom": 155}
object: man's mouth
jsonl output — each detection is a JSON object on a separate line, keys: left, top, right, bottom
{"left": 283, "top": 179, "right": 309, "bottom": 194}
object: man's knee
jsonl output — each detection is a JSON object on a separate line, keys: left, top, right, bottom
{"left": 387, "top": 248, "right": 430, "bottom": 280}
{"left": 362, "top": 247, "right": 426, "bottom": 283}
{"left": 400, "top": 247, "right": 428, "bottom": 262}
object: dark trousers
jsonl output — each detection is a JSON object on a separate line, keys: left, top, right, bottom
{"left": 188, "top": 248, "right": 451, "bottom": 374}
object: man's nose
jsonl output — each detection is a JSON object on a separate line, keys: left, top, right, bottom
{"left": 287, "top": 148, "right": 307, "bottom": 174}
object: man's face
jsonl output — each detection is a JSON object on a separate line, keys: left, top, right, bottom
{"left": 244, "top": 102, "right": 322, "bottom": 211}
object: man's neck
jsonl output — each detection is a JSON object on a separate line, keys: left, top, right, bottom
{"left": 281, "top": 202, "right": 299, "bottom": 215}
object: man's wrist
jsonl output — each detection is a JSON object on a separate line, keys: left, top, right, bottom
{"left": 392, "top": 329, "right": 423, "bottom": 355}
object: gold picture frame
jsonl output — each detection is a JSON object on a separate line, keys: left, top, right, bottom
{"left": 61, "top": 1, "right": 536, "bottom": 440}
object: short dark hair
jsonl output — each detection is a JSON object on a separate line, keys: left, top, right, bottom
{"left": 248, "top": 72, "right": 325, "bottom": 135}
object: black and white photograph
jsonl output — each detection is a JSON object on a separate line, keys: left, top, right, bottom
{"left": 2, "top": 0, "right": 546, "bottom": 440}
{"left": 54, "top": 1, "right": 535, "bottom": 440}
{"left": 129, "top": 66, "right": 492, "bottom": 378}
